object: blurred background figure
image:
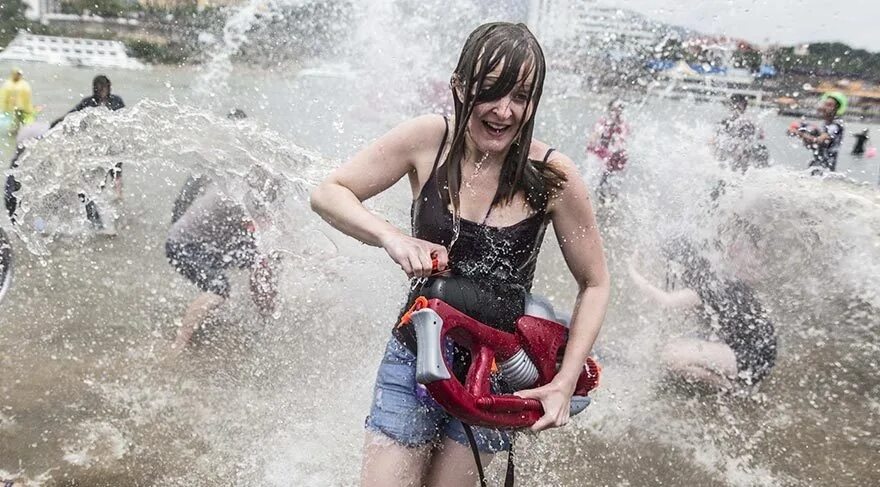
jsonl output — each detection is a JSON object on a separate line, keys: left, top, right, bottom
{"left": 165, "top": 165, "right": 281, "bottom": 355}
{"left": 586, "top": 98, "right": 629, "bottom": 202}
{"left": 712, "top": 94, "right": 768, "bottom": 173}
{"left": 0, "top": 67, "right": 36, "bottom": 137}
{"left": 788, "top": 91, "right": 847, "bottom": 175}
{"left": 627, "top": 238, "right": 777, "bottom": 390}
{"left": 851, "top": 128, "right": 869, "bottom": 156}
{"left": 51, "top": 75, "right": 125, "bottom": 128}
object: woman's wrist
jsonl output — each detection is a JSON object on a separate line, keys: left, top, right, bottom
{"left": 377, "top": 228, "right": 402, "bottom": 249}
{"left": 550, "top": 371, "right": 579, "bottom": 395}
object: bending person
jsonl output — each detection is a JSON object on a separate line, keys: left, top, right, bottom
{"left": 311, "top": 22, "right": 609, "bottom": 487}
{"left": 165, "top": 169, "right": 280, "bottom": 354}
{"left": 628, "top": 240, "right": 777, "bottom": 389}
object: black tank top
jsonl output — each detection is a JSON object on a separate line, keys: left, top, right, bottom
{"left": 395, "top": 117, "right": 553, "bottom": 341}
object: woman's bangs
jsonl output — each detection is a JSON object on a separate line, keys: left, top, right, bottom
{"left": 474, "top": 43, "right": 534, "bottom": 104}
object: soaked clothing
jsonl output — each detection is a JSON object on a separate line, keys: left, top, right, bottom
{"left": 69, "top": 94, "right": 125, "bottom": 113}
{"left": 165, "top": 184, "right": 257, "bottom": 297}
{"left": 807, "top": 119, "right": 844, "bottom": 172}
{"left": 394, "top": 117, "right": 553, "bottom": 350}
{"left": 366, "top": 338, "right": 511, "bottom": 453}
{"left": 50, "top": 94, "right": 125, "bottom": 129}
{"left": 689, "top": 276, "right": 777, "bottom": 384}
{"left": 375, "top": 117, "right": 555, "bottom": 451}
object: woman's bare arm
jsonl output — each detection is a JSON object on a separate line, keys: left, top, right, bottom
{"left": 516, "top": 153, "right": 610, "bottom": 431}
{"left": 310, "top": 115, "right": 450, "bottom": 276}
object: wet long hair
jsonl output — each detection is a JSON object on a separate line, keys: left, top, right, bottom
{"left": 441, "top": 22, "right": 566, "bottom": 217}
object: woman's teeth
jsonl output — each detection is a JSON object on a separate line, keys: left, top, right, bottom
{"left": 483, "top": 121, "right": 508, "bottom": 135}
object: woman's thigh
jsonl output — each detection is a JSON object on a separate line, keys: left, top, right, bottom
{"left": 424, "top": 436, "right": 494, "bottom": 487}
{"left": 361, "top": 430, "right": 431, "bottom": 487}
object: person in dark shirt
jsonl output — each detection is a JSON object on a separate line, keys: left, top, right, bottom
{"left": 788, "top": 92, "right": 846, "bottom": 175}
{"left": 628, "top": 238, "right": 777, "bottom": 389}
{"left": 165, "top": 167, "right": 281, "bottom": 355}
{"left": 852, "top": 129, "right": 869, "bottom": 156}
{"left": 48, "top": 75, "right": 125, "bottom": 231}
{"left": 52, "top": 75, "right": 124, "bottom": 127}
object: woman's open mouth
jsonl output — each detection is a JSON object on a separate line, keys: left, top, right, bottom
{"left": 482, "top": 120, "right": 511, "bottom": 137}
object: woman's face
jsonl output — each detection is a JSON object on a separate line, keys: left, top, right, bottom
{"left": 465, "top": 60, "right": 535, "bottom": 155}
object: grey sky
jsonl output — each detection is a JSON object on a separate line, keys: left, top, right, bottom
{"left": 612, "top": 0, "right": 879, "bottom": 51}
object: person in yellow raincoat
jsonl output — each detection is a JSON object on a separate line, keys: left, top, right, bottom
{"left": 0, "top": 67, "right": 36, "bottom": 136}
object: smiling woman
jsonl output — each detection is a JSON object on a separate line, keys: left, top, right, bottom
{"left": 310, "top": 21, "right": 610, "bottom": 487}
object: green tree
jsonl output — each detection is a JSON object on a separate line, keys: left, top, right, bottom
{"left": 0, "top": 0, "right": 29, "bottom": 48}
{"left": 772, "top": 42, "right": 880, "bottom": 79}
{"left": 732, "top": 49, "right": 762, "bottom": 72}
{"left": 61, "top": 0, "right": 133, "bottom": 18}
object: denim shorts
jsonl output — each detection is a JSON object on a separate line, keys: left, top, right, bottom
{"left": 365, "top": 337, "right": 511, "bottom": 453}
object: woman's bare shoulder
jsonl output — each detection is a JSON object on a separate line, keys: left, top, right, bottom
{"left": 396, "top": 114, "right": 449, "bottom": 145}
{"left": 530, "top": 139, "right": 577, "bottom": 173}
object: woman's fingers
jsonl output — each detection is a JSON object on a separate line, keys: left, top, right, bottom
{"left": 516, "top": 385, "right": 571, "bottom": 432}
{"left": 415, "top": 249, "right": 434, "bottom": 277}
{"left": 431, "top": 245, "right": 449, "bottom": 271}
{"left": 385, "top": 235, "right": 450, "bottom": 278}
{"left": 401, "top": 254, "right": 417, "bottom": 278}
{"left": 530, "top": 408, "right": 568, "bottom": 432}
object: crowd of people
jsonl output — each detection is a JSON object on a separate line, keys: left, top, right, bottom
{"left": 0, "top": 21, "right": 875, "bottom": 486}
{"left": 585, "top": 89, "right": 870, "bottom": 187}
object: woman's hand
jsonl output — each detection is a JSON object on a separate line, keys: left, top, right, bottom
{"left": 380, "top": 233, "right": 448, "bottom": 278}
{"left": 515, "top": 379, "right": 576, "bottom": 432}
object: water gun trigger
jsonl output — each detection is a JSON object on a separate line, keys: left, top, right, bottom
{"left": 397, "top": 296, "right": 429, "bottom": 328}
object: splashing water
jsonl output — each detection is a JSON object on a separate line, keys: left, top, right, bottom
{"left": 1, "top": 2, "right": 879, "bottom": 486}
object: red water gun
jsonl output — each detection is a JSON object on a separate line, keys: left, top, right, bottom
{"left": 401, "top": 296, "right": 600, "bottom": 429}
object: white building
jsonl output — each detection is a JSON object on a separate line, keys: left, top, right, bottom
{"left": 528, "top": 0, "right": 665, "bottom": 56}
{"left": 0, "top": 32, "right": 146, "bottom": 70}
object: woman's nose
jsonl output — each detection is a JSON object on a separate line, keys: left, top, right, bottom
{"left": 491, "top": 96, "right": 513, "bottom": 118}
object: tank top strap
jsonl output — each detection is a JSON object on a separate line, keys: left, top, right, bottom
{"left": 537, "top": 148, "right": 556, "bottom": 215}
{"left": 413, "top": 116, "right": 449, "bottom": 211}
{"left": 431, "top": 116, "right": 450, "bottom": 174}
